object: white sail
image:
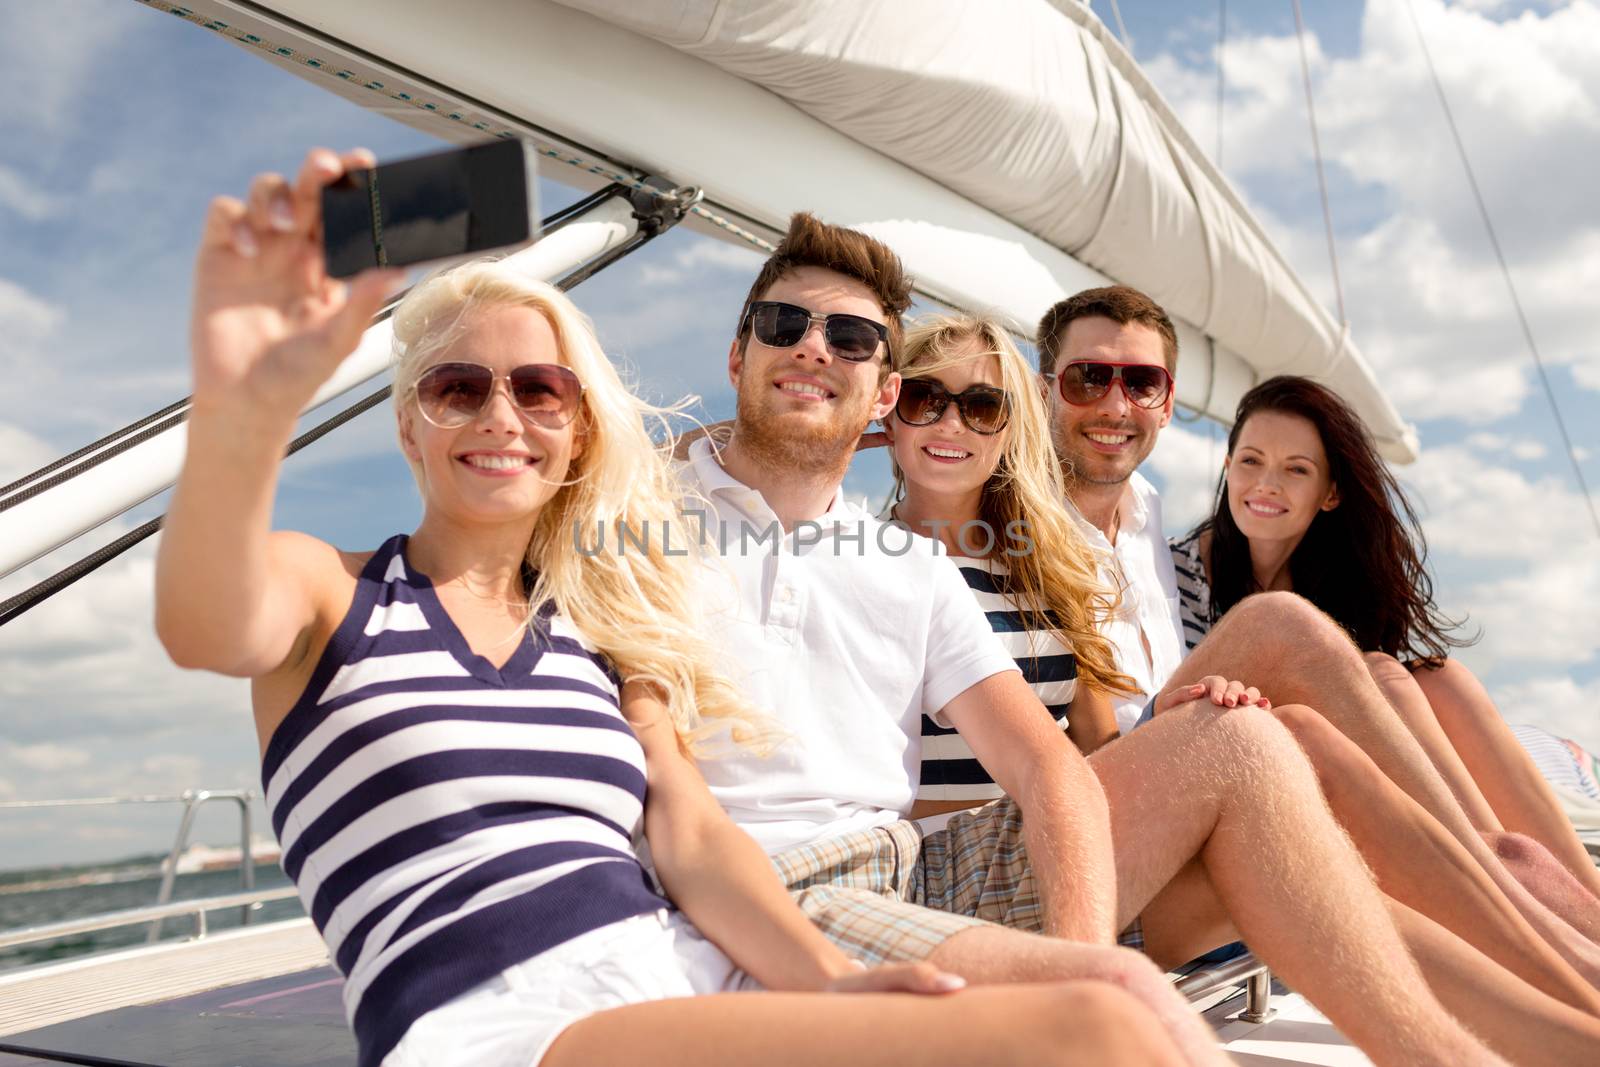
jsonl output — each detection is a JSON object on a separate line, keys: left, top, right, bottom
{"left": 144, "top": 0, "right": 1417, "bottom": 460}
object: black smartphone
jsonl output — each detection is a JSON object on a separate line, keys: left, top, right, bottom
{"left": 321, "top": 139, "right": 540, "bottom": 278}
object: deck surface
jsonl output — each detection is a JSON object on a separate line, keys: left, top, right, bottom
{"left": 0, "top": 924, "right": 1371, "bottom": 1066}
{"left": 0, "top": 919, "right": 329, "bottom": 1036}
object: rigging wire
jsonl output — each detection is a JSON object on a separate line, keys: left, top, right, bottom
{"left": 1102, "top": 0, "right": 1135, "bottom": 53}
{"left": 1216, "top": 0, "right": 1227, "bottom": 168}
{"left": 1290, "top": 0, "right": 1347, "bottom": 328}
{"left": 0, "top": 187, "right": 690, "bottom": 628}
{"left": 1401, "top": 0, "right": 1600, "bottom": 542}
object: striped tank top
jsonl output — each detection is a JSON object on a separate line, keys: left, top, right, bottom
{"left": 919, "top": 556, "right": 1078, "bottom": 802}
{"left": 262, "top": 535, "right": 668, "bottom": 1067}
{"left": 1170, "top": 532, "right": 1213, "bottom": 651}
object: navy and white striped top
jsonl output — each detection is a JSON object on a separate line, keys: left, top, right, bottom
{"left": 262, "top": 535, "right": 667, "bottom": 1067}
{"left": 919, "top": 557, "right": 1078, "bottom": 802}
{"left": 1170, "top": 532, "right": 1212, "bottom": 651}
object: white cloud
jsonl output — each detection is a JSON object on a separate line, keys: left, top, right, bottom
{"left": 1400, "top": 443, "right": 1595, "bottom": 559}
{"left": 0, "top": 423, "right": 57, "bottom": 485}
{"left": 639, "top": 238, "right": 765, "bottom": 287}
{"left": 0, "top": 166, "right": 67, "bottom": 222}
{"left": 5, "top": 742, "right": 91, "bottom": 773}
{"left": 1487, "top": 674, "right": 1600, "bottom": 756}
{"left": 1466, "top": 432, "right": 1548, "bottom": 461}
{"left": 0, "top": 278, "right": 63, "bottom": 372}
{"left": 0, "top": 3, "right": 148, "bottom": 143}
{"left": 1395, "top": 443, "right": 1600, "bottom": 676}
{"left": 1146, "top": 1, "right": 1600, "bottom": 424}
{"left": 1145, "top": 421, "right": 1225, "bottom": 535}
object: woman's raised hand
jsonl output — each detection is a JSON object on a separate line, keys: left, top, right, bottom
{"left": 190, "top": 148, "right": 403, "bottom": 417}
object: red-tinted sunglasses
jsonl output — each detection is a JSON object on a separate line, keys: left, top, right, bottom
{"left": 1046, "top": 360, "right": 1173, "bottom": 410}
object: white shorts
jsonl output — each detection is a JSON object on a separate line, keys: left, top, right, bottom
{"left": 383, "top": 909, "right": 759, "bottom": 1067}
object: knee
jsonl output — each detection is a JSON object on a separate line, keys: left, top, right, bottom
{"left": 1488, "top": 831, "right": 1542, "bottom": 868}
{"left": 1227, "top": 591, "right": 1354, "bottom": 662}
{"left": 1216, "top": 704, "right": 1322, "bottom": 785}
{"left": 1411, "top": 658, "right": 1482, "bottom": 721}
{"left": 1270, "top": 700, "right": 1326, "bottom": 740}
{"left": 1363, "top": 649, "right": 1404, "bottom": 678}
{"left": 1040, "top": 981, "right": 1172, "bottom": 1052}
{"left": 1076, "top": 943, "right": 1167, "bottom": 990}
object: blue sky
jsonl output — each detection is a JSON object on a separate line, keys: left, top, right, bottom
{"left": 0, "top": 0, "right": 1596, "bottom": 866}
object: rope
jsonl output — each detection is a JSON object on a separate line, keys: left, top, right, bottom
{"left": 0, "top": 398, "right": 190, "bottom": 503}
{"left": 1216, "top": 0, "right": 1227, "bottom": 168}
{"left": 1103, "top": 0, "right": 1135, "bottom": 52}
{"left": 1402, "top": 0, "right": 1600, "bottom": 542}
{"left": 0, "top": 176, "right": 627, "bottom": 520}
{"left": 0, "top": 387, "right": 396, "bottom": 629}
{"left": 0, "top": 1042, "right": 160, "bottom": 1067}
{"left": 137, "top": 2, "right": 777, "bottom": 258}
{"left": 0, "top": 184, "right": 682, "bottom": 628}
{"left": 1290, "top": 0, "right": 1347, "bottom": 327}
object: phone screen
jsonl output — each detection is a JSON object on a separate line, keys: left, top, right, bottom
{"left": 321, "top": 139, "right": 538, "bottom": 278}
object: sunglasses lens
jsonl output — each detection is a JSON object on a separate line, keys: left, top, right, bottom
{"left": 824, "top": 315, "right": 885, "bottom": 361}
{"left": 509, "top": 365, "right": 581, "bottom": 426}
{"left": 750, "top": 303, "right": 810, "bottom": 348}
{"left": 1122, "top": 365, "right": 1171, "bottom": 408}
{"left": 415, "top": 363, "right": 493, "bottom": 426}
{"left": 959, "top": 390, "right": 1008, "bottom": 434}
{"left": 896, "top": 379, "right": 945, "bottom": 425}
{"left": 1058, "top": 363, "right": 1113, "bottom": 405}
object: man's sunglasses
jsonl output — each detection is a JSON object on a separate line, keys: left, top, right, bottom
{"left": 412, "top": 362, "right": 584, "bottom": 430}
{"left": 1046, "top": 361, "right": 1173, "bottom": 410}
{"left": 743, "top": 300, "right": 889, "bottom": 362}
{"left": 895, "top": 378, "right": 1010, "bottom": 435}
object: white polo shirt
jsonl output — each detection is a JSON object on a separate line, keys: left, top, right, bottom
{"left": 679, "top": 438, "right": 1019, "bottom": 854}
{"left": 1065, "top": 471, "right": 1186, "bottom": 735}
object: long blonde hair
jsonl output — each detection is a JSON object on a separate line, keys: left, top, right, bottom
{"left": 391, "top": 259, "right": 774, "bottom": 755}
{"left": 891, "top": 314, "right": 1137, "bottom": 697}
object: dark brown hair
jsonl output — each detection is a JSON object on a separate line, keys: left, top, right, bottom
{"left": 1035, "top": 285, "right": 1179, "bottom": 375}
{"left": 736, "top": 212, "right": 913, "bottom": 370}
{"left": 1195, "top": 376, "right": 1472, "bottom": 665}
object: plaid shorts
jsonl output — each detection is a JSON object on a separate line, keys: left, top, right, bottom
{"left": 772, "top": 798, "right": 1144, "bottom": 966}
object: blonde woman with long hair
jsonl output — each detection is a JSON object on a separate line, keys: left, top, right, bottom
{"left": 154, "top": 149, "right": 1205, "bottom": 1067}
{"left": 880, "top": 316, "right": 1135, "bottom": 804}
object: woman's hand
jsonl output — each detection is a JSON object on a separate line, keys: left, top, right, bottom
{"left": 823, "top": 960, "right": 966, "bottom": 996}
{"left": 1158, "top": 675, "right": 1270, "bottom": 712}
{"left": 190, "top": 147, "right": 402, "bottom": 418}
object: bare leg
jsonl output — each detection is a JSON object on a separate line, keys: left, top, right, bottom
{"left": 1174, "top": 593, "right": 1600, "bottom": 985}
{"left": 1133, "top": 866, "right": 1600, "bottom": 1066}
{"left": 1490, "top": 831, "right": 1600, "bottom": 943}
{"left": 1414, "top": 657, "right": 1600, "bottom": 900}
{"left": 1271, "top": 701, "right": 1600, "bottom": 1015}
{"left": 1387, "top": 899, "right": 1600, "bottom": 1067}
{"left": 927, "top": 928, "right": 1231, "bottom": 1067}
{"left": 1366, "top": 652, "right": 1502, "bottom": 832}
{"left": 544, "top": 981, "right": 1196, "bottom": 1067}
{"left": 1086, "top": 700, "right": 1500, "bottom": 1066}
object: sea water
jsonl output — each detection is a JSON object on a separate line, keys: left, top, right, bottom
{"left": 0, "top": 862, "right": 303, "bottom": 973}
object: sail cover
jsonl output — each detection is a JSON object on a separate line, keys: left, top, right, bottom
{"left": 551, "top": 0, "right": 1415, "bottom": 459}
{"left": 149, "top": 0, "right": 1417, "bottom": 459}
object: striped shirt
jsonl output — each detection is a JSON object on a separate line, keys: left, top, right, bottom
{"left": 1170, "top": 532, "right": 1212, "bottom": 651}
{"left": 262, "top": 535, "right": 667, "bottom": 1067}
{"left": 919, "top": 556, "right": 1078, "bottom": 802}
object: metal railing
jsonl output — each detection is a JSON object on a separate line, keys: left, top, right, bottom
{"left": 0, "top": 886, "right": 301, "bottom": 951}
{"left": 0, "top": 789, "right": 279, "bottom": 947}
{"left": 1173, "top": 950, "right": 1275, "bottom": 1024}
